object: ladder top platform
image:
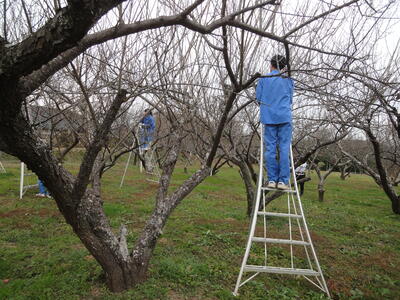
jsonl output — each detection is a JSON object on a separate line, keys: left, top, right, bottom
{"left": 261, "top": 187, "right": 296, "bottom": 193}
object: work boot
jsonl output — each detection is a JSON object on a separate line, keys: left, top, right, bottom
{"left": 277, "top": 182, "right": 290, "bottom": 190}
{"left": 266, "top": 181, "right": 276, "bottom": 189}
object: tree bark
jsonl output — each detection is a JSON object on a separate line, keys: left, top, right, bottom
{"left": 340, "top": 165, "right": 350, "bottom": 180}
{"left": 318, "top": 184, "right": 325, "bottom": 202}
{"left": 237, "top": 160, "right": 256, "bottom": 217}
{"left": 365, "top": 129, "right": 400, "bottom": 214}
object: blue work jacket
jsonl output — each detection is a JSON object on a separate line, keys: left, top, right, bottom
{"left": 255, "top": 70, "right": 294, "bottom": 124}
{"left": 141, "top": 115, "right": 155, "bottom": 132}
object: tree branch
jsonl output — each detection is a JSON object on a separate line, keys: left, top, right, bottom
{"left": 72, "top": 89, "right": 127, "bottom": 202}
{"left": 1, "top": 0, "right": 125, "bottom": 78}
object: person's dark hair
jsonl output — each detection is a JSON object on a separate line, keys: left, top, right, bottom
{"left": 270, "top": 54, "right": 286, "bottom": 70}
{"left": 144, "top": 109, "right": 153, "bottom": 115}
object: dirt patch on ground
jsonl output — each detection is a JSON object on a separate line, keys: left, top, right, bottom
{"left": 37, "top": 208, "right": 61, "bottom": 217}
{"left": 158, "top": 237, "right": 175, "bottom": 246}
{"left": 0, "top": 208, "right": 62, "bottom": 230}
{"left": 88, "top": 286, "right": 102, "bottom": 298}
{"left": 0, "top": 208, "right": 31, "bottom": 218}
{"left": 166, "top": 291, "right": 186, "bottom": 300}
{"left": 123, "top": 178, "right": 159, "bottom": 199}
{"left": 0, "top": 208, "right": 60, "bottom": 219}
{"left": 360, "top": 250, "right": 398, "bottom": 270}
{"left": 194, "top": 217, "right": 246, "bottom": 231}
{"left": 167, "top": 290, "right": 213, "bottom": 300}
{"left": 206, "top": 191, "right": 244, "bottom": 202}
{"left": 84, "top": 255, "right": 95, "bottom": 261}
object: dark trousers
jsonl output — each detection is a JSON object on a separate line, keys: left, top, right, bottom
{"left": 296, "top": 174, "right": 305, "bottom": 195}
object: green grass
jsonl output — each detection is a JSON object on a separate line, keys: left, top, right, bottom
{"left": 0, "top": 157, "right": 399, "bottom": 300}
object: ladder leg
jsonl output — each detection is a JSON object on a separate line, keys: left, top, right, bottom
{"left": 233, "top": 125, "right": 265, "bottom": 295}
{"left": 20, "top": 163, "right": 24, "bottom": 199}
{"left": 290, "top": 145, "right": 330, "bottom": 298}
{"left": 120, "top": 139, "right": 136, "bottom": 188}
{"left": 234, "top": 129, "right": 330, "bottom": 298}
{"left": 263, "top": 189, "right": 268, "bottom": 267}
{"left": 287, "top": 182, "right": 294, "bottom": 269}
{"left": 0, "top": 161, "right": 5, "bottom": 173}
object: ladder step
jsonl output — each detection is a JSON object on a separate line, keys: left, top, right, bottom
{"left": 243, "top": 265, "right": 320, "bottom": 276}
{"left": 257, "top": 212, "right": 302, "bottom": 219}
{"left": 261, "top": 187, "right": 296, "bottom": 193}
{"left": 23, "top": 184, "right": 38, "bottom": 188}
{"left": 251, "top": 237, "right": 310, "bottom": 246}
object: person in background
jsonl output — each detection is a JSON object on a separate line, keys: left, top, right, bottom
{"left": 256, "top": 54, "right": 294, "bottom": 190}
{"left": 295, "top": 162, "right": 308, "bottom": 196}
{"left": 139, "top": 109, "right": 155, "bottom": 151}
{"left": 36, "top": 179, "right": 50, "bottom": 198}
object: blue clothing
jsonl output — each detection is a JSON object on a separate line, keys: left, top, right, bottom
{"left": 256, "top": 69, "right": 294, "bottom": 184}
{"left": 141, "top": 115, "right": 155, "bottom": 132}
{"left": 264, "top": 123, "right": 292, "bottom": 184}
{"left": 38, "top": 180, "right": 49, "bottom": 196}
{"left": 139, "top": 115, "right": 155, "bottom": 149}
{"left": 256, "top": 70, "right": 294, "bottom": 124}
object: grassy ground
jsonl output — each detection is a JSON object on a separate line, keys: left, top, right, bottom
{"left": 0, "top": 156, "right": 399, "bottom": 300}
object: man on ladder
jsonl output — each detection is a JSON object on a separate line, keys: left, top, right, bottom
{"left": 139, "top": 109, "right": 156, "bottom": 173}
{"left": 233, "top": 54, "right": 330, "bottom": 298}
{"left": 256, "top": 54, "right": 294, "bottom": 190}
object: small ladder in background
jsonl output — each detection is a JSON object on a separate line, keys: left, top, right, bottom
{"left": 137, "top": 123, "right": 160, "bottom": 183}
{"left": 141, "top": 147, "right": 161, "bottom": 183}
{"left": 0, "top": 152, "right": 6, "bottom": 173}
{"left": 20, "top": 162, "right": 38, "bottom": 199}
{"left": 233, "top": 126, "right": 330, "bottom": 298}
{"left": 120, "top": 125, "right": 160, "bottom": 188}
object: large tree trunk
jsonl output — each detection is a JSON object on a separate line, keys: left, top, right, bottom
{"left": 237, "top": 160, "right": 256, "bottom": 217}
{"left": 318, "top": 183, "right": 325, "bottom": 202}
{"left": 340, "top": 166, "right": 350, "bottom": 180}
{"left": 0, "top": 89, "right": 140, "bottom": 292}
{"left": 366, "top": 129, "right": 400, "bottom": 214}
{"left": 390, "top": 196, "right": 400, "bottom": 214}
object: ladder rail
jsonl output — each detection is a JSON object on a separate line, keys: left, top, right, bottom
{"left": 290, "top": 190, "right": 314, "bottom": 270}
{"left": 287, "top": 178, "right": 294, "bottom": 268}
{"left": 120, "top": 138, "right": 136, "bottom": 188}
{"left": 289, "top": 145, "right": 331, "bottom": 298}
{"left": 233, "top": 125, "right": 265, "bottom": 296}
{"left": 19, "top": 162, "right": 39, "bottom": 199}
{"left": 20, "top": 162, "right": 24, "bottom": 199}
{"left": 263, "top": 191, "right": 268, "bottom": 267}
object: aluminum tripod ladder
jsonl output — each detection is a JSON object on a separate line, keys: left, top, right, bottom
{"left": 140, "top": 147, "right": 161, "bottom": 183}
{"left": 19, "top": 162, "right": 38, "bottom": 199}
{"left": 137, "top": 123, "right": 160, "bottom": 182}
{"left": 120, "top": 125, "right": 160, "bottom": 187}
{"left": 233, "top": 126, "right": 330, "bottom": 298}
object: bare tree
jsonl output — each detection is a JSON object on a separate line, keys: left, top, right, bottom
{"left": 0, "top": 0, "right": 394, "bottom": 293}
{"left": 309, "top": 144, "right": 349, "bottom": 202}
{"left": 331, "top": 51, "right": 400, "bottom": 213}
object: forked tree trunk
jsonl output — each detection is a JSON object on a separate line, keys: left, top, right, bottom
{"left": 0, "top": 89, "right": 143, "bottom": 292}
{"left": 340, "top": 166, "right": 350, "bottom": 180}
